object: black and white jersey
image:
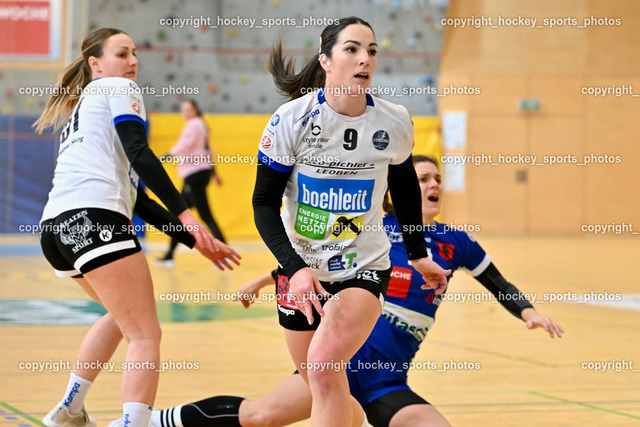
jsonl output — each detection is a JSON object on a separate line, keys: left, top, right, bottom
{"left": 258, "top": 90, "right": 414, "bottom": 281}
{"left": 41, "top": 77, "right": 147, "bottom": 222}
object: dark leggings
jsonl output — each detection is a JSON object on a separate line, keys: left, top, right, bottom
{"left": 166, "top": 169, "right": 225, "bottom": 256}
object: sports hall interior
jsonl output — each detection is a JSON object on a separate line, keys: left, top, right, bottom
{"left": 1, "top": 0, "right": 638, "bottom": 426}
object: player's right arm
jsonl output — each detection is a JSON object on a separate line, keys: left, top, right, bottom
{"left": 109, "top": 79, "right": 237, "bottom": 269}
{"left": 252, "top": 109, "right": 328, "bottom": 323}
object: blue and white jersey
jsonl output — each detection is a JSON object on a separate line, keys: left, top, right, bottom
{"left": 258, "top": 90, "right": 414, "bottom": 281}
{"left": 42, "top": 77, "right": 147, "bottom": 222}
{"left": 364, "top": 214, "right": 491, "bottom": 358}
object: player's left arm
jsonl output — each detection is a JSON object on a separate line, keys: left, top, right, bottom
{"left": 132, "top": 184, "right": 195, "bottom": 248}
{"left": 475, "top": 263, "right": 564, "bottom": 338}
{"left": 387, "top": 157, "right": 450, "bottom": 291}
{"left": 388, "top": 111, "right": 450, "bottom": 290}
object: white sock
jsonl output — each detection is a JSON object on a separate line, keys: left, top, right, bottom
{"left": 122, "top": 402, "right": 153, "bottom": 427}
{"left": 61, "top": 372, "right": 93, "bottom": 414}
{"left": 150, "top": 409, "right": 162, "bottom": 427}
{"left": 361, "top": 411, "right": 369, "bottom": 427}
{"left": 151, "top": 405, "right": 183, "bottom": 427}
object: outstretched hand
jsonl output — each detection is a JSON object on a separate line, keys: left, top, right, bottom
{"left": 178, "top": 209, "right": 241, "bottom": 270}
{"left": 521, "top": 308, "right": 564, "bottom": 338}
{"left": 234, "top": 273, "right": 273, "bottom": 308}
{"left": 412, "top": 257, "right": 451, "bottom": 294}
{"left": 193, "top": 238, "right": 241, "bottom": 270}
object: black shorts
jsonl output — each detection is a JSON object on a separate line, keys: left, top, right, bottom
{"left": 364, "top": 389, "right": 430, "bottom": 427}
{"left": 40, "top": 208, "right": 141, "bottom": 278}
{"left": 277, "top": 267, "right": 391, "bottom": 331}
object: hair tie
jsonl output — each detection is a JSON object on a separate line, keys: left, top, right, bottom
{"left": 318, "top": 36, "right": 322, "bottom": 55}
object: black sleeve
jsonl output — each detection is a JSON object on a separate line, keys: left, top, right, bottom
{"left": 270, "top": 268, "right": 278, "bottom": 282}
{"left": 387, "top": 157, "right": 429, "bottom": 260}
{"left": 474, "top": 262, "right": 534, "bottom": 319}
{"left": 252, "top": 163, "right": 308, "bottom": 278}
{"left": 133, "top": 185, "right": 195, "bottom": 248}
{"left": 115, "top": 121, "right": 188, "bottom": 216}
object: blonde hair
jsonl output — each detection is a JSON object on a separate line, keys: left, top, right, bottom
{"left": 33, "top": 28, "right": 126, "bottom": 133}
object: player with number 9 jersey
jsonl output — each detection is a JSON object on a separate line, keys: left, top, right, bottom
{"left": 144, "top": 155, "right": 563, "bottom": 427}
{"left": 252, "top": 16, "right": 450, "bottom": 426}
{"left": 257, "top": 88, "right": 413, "bottom": 281}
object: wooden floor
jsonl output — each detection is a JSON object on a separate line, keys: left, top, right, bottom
{"left": 1, "top": 234, "right": 639, "bottom": 426}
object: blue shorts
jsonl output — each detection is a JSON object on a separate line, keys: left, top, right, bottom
{"left": 347, "top": 317, "right": 411, "bottom": 407}
{"left": 291, "top": 315, "right": 429, "bottom": 426}
{"left": 347, "top": 317, "right": 429, "bottom": 426}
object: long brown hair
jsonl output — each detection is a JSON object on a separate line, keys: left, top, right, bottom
{"left": 33, "top": 28, "right": 127, "bottom": 133}
{"left": 268, "top": 16, "right": 374, "bottom": 100}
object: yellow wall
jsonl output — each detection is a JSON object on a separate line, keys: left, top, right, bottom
{"left": 147, "top": 113, "right": 441, "bottom": 240}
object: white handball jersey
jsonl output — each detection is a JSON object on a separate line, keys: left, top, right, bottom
{"left": 41, "top": 77, "right": 147, "bottom": 222}
{"left": 258, "top": 89, "right": 414, "bottom": 281}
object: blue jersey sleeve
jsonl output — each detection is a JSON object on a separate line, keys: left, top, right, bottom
{"left": 458, "top": 232, "right": 491, "bottom": 277}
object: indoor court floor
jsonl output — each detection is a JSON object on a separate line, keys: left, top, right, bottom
{"left": 1, "top": 233, "right": 639, "bottom": 426}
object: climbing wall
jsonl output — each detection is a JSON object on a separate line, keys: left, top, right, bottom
{"left": 1, "top": 0, "right": 448, "bottom": 115}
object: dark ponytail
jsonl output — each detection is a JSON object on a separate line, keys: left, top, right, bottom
{"left": 268, "top": 16, "right": 374, "bottom": 100}
{"left": 268, "top": 42, "right": 324, "bottom": 100}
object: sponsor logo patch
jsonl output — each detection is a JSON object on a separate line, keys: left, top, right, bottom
{"left": 295, "top": 204, "right": 329, "bottom": 240}
{"left": 328, "top": 253, "right": 357, "bottom": 271}
{"left": 436, "top": 241, "right": 455, "bottom": 261}
{"left": 276, "top": 275, "right": 297, "bottom": 310}
{"left": 297, "top": 174, "right": 374, "bottom": 214}
{"left": 260, "top": 135, "right": 272, "bottom": 150}
{"left": 59, "top": 210, "right": 94, "bottom": 254}
{"left": 372, "top": 130, "right": 390, "bottom": 150}
{"left": 330, "top": 215, "right": 363, "bottom": 240}
{"left": 387, "top": 266, "right": 413, "bottom": 298}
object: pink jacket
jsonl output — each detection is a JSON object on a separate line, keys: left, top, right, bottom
{"left": 169, "top": 117, "right": 213, "bottom": 178}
